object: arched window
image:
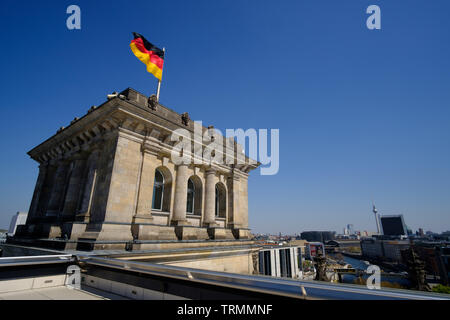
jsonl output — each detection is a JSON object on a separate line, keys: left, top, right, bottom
{"left": 215, "top": 183, "right": 226, "bottom": 218}
{"left": 151, "top": 167, "right": 173, "bottom": 212}
{"left": 152, "top": 169, "right": 164, "bottom": 210}
{"left": 215, "top": 185, "right": 218, "bottom": 216}
{"left": 186, "top": 175, "right": 202, "bottom": 215}
{"left": 186, "top": 178, "right": 195, "bottom": 214}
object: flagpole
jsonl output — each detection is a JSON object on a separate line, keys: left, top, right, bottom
{"left": 156, "top": 47, "right": 165, "bottom": 102}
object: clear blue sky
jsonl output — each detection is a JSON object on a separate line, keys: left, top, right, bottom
{"left": 1, "top": 0, "right": 449, "bottom": 234}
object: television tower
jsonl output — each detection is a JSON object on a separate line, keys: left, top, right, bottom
{"left": 372, "top": 202, "right": 381, "bottom": 234}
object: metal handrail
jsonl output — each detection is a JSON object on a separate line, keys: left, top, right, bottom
{"left": 80, "top": 256, "right": 450, "bottom": 300}
{"left": 0, "top": 254, "right": 74, "bottom": 267}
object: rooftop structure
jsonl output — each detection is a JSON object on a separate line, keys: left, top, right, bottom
{"left": 300, "top": 231, "right": 335, "bottom": 243}
{"left": 12, "top": 88, "right": 259, "bottom": 253}
{"left": 380, "top": 215, "right": 407, "bottom": 237}
{"left": 8, "top": 212, "right": 28, "bottom": 236}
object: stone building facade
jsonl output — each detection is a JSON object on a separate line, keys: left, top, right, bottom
{"left": 14, "top": 88, "right": 259, "bottom": 250}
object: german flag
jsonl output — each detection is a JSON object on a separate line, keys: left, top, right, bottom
{"left": 130, "top": 32, "right": 164, "bottom": 81}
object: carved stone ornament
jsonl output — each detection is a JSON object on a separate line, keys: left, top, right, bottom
{"left": 181, "top": 112, "right": 190, "bottom": 126}
{"left": 148, "top": 94, "right": 158, "bottom": 110}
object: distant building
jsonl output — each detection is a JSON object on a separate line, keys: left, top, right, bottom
{"left": 347, "top": 224, "right": 354, "bottom": 235}
{"left": 361, "top": 237, "right": 410, "bottom": 262}
{"left": 258, "top": 246, "right": 301, "bottom": 278}
{"left": 436, "top": 245, "right": 450, "bottom": 285}
{"left": 8, "top": 212, "right": 28, "bottom": 236}
{"left": 413, "top": 242, "right": 450, "bottom": 285}
{"left": 439, "top": 231, "right": 450, "bottom": 241}
{"left": 380, "top": 215, "right": 407, "bottom": 236}
{"left": 360, "top": 237, "right": 385, "bottom": 259}
{"left": 305, "top": 242, "right": 325, "bottom": 260}
{"left": 288, "top": 239, "right": 307, "bottom": 255}
{"left": 383, "top": 240, "right": 410, "bottom": 261}
{"left": 361, "top": 231, "right": 378, "bottom": 237}
{"left": 418, "top": 228, "right": 425, "bottom": 237}
{"left": 300, "top": 231, "right": 335, "bottom": 243}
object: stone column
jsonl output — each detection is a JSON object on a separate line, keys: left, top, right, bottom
{"left": 46, "top": 162, "right": 70, "bottom": 217}
{"left": 35, "top": 164, "right": 57, "bottom": 221}
{"left": 61, "top": 159, "right": 87, "bottom": 221}
{"left": 77, "top": 161, "right": 97, "bottom": 221}
{"left": 230, "top": 172, "right": 250, "bottom": 239}
{"left": 240, "top": 175, "right": 249, "bottom": 229}
{"left": 171, "top": 164, "right": 189, "bottom": 225}
{"left": 134, "top": 151, "right": 158, "bottom": 221}
{"left": 27, "top": 164, "right": 48, "bottom": 223}
{"left": 203, "top": 169, "right": 217, "bottom": 227}
{"left": 227, "top": 174, "right": 241, "bottom": 228}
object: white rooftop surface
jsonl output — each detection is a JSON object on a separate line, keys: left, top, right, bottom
{"left": 0, "top": 286, "right": 128, "bottom": 300}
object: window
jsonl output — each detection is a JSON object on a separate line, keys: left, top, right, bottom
{"left": 279, "top": 249, "right": 292, "bottom": 278}
{"left": 215, "top": 183, "right": 226, "bottom": 218}
{"left": 152, "top": 169, "right": 164, "bottom": 210}
{"left": 186, "top": 178, "right": 195, "bottom": 214}
{"left": 187, "top": 176, "right": 202, "bottom": 215}
{"left": 215, "top": 185, "right": 219, "bottom": 216}
{"left": 259, "top": 251, "right": 272, "bottom": 276}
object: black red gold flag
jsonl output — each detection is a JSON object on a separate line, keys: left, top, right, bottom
{"left": 130, "top": 32, "right": 164, "bottom": 81}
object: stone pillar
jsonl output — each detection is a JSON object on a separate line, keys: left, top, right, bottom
{"left": 77, "top": 161, "right": 97, "bottom": 221}
{"left": 227, "top": 174, "right": 241, "bottom": 228}
{"left": 61, "top": 159, "right": 87, "bottom": 221}
{"left": 230, "top": 173, "right": 250, "bottom": 239}
{"left": 203, "top": 169, "right": 217, "bottom": 227}
{"left": 46, "top": 162, "right": 70, "bottom": 217}
{"left": 240, "top": 175, "right": 249, "bottom": 229}
{"left": 134, "top": 151, "right": 158, "bottom": 221}
{"left": 35, "top": 164, "right": 57, "bottom": 220}
{"left": 27, "top": 164, "right": 48, "bottom": 223}
{"left": 171, "top": 164, "right": 189, "bottom": 225}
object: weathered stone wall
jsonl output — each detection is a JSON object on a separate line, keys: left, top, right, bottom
{"left": 61, "top": 158, "right": 87, "bottom": 220}
{"left": 77, "top": 150, "right": 100, "bottom": 219}
{"left": 239, "top": 177, "right": 249, "bottom": 229}
{"left": 89, "top": 135, "right": 117, "bottom": 225}
{"left": 104, "top": 132, "right": 142, "bottom": 224}
{"left": 162, "top": 252, "right": 254, "bottom": 275}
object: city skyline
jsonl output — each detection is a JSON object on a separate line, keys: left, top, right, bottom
{"left": 1, "top": 0, "right": 450, "bottom": 234}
